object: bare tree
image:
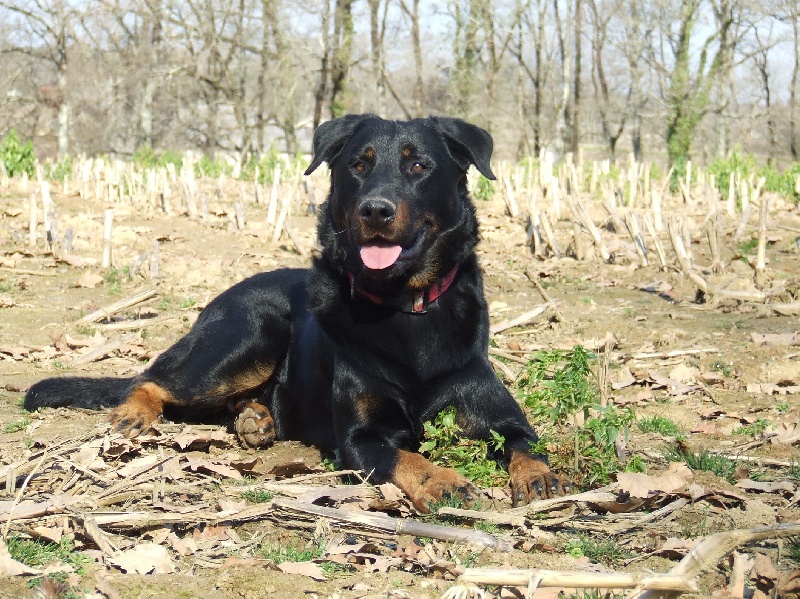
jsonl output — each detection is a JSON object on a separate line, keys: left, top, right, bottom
{"left": 0, "top": 0, "right": 76, "bottom": 158}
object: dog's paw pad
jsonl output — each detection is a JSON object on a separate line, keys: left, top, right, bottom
{"left": 234, "top": 404, "right": 275, "bottom": 448}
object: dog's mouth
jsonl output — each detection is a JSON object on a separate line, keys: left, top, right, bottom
{"left": 358, "top": 230, "right": 427, "bottom": 271}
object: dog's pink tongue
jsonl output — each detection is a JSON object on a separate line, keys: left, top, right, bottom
{"left": 360, "top": 244, "right": 402, "bottom": 270}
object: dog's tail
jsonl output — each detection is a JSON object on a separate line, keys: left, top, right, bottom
{"left": 24, "top": 377, "right": 134, "bottom": 412}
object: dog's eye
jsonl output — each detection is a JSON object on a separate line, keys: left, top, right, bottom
{"left": 410, "top": 162, "right": 425, "bottom": 173}
{"left": 353, "top": 161, "right": 366, "bottom": 173}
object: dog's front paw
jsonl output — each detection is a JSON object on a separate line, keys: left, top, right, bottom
{"left": 391, "top": 450, "right": 479, "bottom": 513}
{"left": 107, "top": 382, "right": 168, "bottom": 437}
{"left": 108, "top": 402, "right": 162, "bottom": 437}
{"left": 233, "top": 401, "right": 276, "bottom": 448}
{"left": 508, "top": 451, "right": 572, "bottom": 506}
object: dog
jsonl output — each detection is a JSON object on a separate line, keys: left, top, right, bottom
{"left": 25, "top": 115, "right": 569, "bottom": 512}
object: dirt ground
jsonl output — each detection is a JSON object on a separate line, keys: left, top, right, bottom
{"left": 0, "top": 177, "right": 799, "bottom": 599}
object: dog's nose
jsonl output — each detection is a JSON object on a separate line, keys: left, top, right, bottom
{"left": 358, "top": 197, "right": 396, "bottom": 227}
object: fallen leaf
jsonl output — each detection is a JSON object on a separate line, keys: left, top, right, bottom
{"left": 750, "top": 332, "right": 800, "bottom": 346}
{"left": 691, "top": 421, "right": 718, "bottom": 434}
{"left": 268, "top": 460, "right": 322, "bottom": 479}
{"left": 766, "top": 422, "right": 800, "bottom": 445}
{"left": 109, "top": 543, "right": 175, "bottom": 574}
{"left": 172, "top": 429, "right": 232, "bottom": 450}
{"left": 735, "top": 479, "right": 795, "bottom": 494}
{"left": 617, "top": 462, "right": 692, "bottom": 498}
{"left": 276, "top": 561, "right": 326, "bottom": 581}
{"left": 78, "top": 271, "right": 104, "bottom": 288}
{"left": 94, "top": 575, "right": 123, "bottom": 599}
{"left": 655, "top": 537, "right": 701, "bottom": 558}
{"left": 750, "top": 553, "right": 780, "bottom": 587}
{"left": 669, "top": 362, "right": 700, "bottom": 384}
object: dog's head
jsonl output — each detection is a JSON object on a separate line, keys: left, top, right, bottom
{"left": 305, "top": 115, "right": 495, "bottom": 294}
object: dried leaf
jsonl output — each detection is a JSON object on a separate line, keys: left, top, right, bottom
{"left": 617, "top": 463, "right": 692, "bottom": 498}
{"left": 750, "top": 332, "right": 800, "bottom": 346}
{"left": 78, "top": 272, "right": 104, "bottom": 288}
{"left": 276, "top": 561, "right": 326, "bottom": 581}
{"left": 268, "top": 460, "right": 322, "bottom": 479}
{"left": 656, "top": 537, "right": 700, "bottom": 558}
{"left": 109, "top": 543, "right": 175, "bottom": 574}
{"left": 735, "top": 479, "right": 795, "bottom": 494}
{"left": 766, "top": 421, "right": 800, "bottom": 445}
{"left": 669, "top": 362, "right": 700, "bottom": 384}
{"left": 172, "top": 429, "right": 232, "bottom": 450}
{"left": 750, "top": 553, "right": 780, "bottom": 586}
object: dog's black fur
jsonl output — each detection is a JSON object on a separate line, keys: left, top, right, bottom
{"left": 25, "top": 115, "right": 568, "bottom": 511}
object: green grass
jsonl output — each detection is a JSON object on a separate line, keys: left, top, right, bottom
{"left": 257, "top": 540, "right": 322, "bottom": 564}
{"left": 710, "top": 361, "right": 734, "bottom": 377}
{"left": 3, "top": 415, "right": 30, "bottom": 433}
{"left": 788, "top": 537, "right": 800, "bottom": 565}
{"left": 733, "top": 419, "right": 770, "bottom": 438}
{"left": 242, "top": 489, "right": 274, "bottom": 503}
{"left": 6, "top": 535, "right": 90, "bottom": 572}
{"left": 637, "top": 415, "right": 684, "bottom": 438}
{"left": 664, "top": 446, "right": 738, "bottom": 483}
{"left": 563, "top": 534, "right": 630, "bottom": 566}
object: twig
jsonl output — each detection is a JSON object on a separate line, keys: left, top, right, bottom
{"left": 77, "top": 286, "right": 158, "bottom": 324}
{"left": 460, "top": 568, "right": 697, "bottom": 592}
{"left": 627, "top": 348, "right": 719, "bottom": 360}
{"left": 271, "top": 498, "right": 512, "bottom": 551}
{"left": 524, "top": 268, "right": 565, "bottom": 322}
{"left": 0, "top": 267, "right": 58, "bottom": 277}
{"left": 636, "top": 522, "right": 800, "bottom": 599}
{"left": 490, "top": 305, "right": 550, "bottom": 335}
{"left": 3, "top": 452, "right": 48, "bottom": 538}
{"left": 71, "top": 334, "right": 137, "bottom": 365}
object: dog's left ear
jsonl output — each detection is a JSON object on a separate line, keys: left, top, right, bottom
{"left": 304, "top": 114, "right": 372, "bottom": 175}
{"left": 428, "top": 117, "right": 496, "bottom": 181}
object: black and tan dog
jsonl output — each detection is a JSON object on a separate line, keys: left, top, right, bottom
{"left": 25, "top": 115, "right": 568, "bottom": 511}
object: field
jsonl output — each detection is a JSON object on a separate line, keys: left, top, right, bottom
{"left": 0, "top": 160, "right": 799, "bottom": 598}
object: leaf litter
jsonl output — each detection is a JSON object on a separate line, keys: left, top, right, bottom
{"left": 1, "top": 185, "right": 800, "bottom": 597}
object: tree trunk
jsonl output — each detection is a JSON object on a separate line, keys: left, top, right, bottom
{"left": 313, "top": 0, "right": 332, "bottom": 130}
{"left": 791, "top": 11, "right": 799, "bottom": 160}
{"left": 571, "top": 0, "right": 582, "bottom": 158}
{"left": 330, "top": 0, "right": 355, "bottom": 118}
{"left": 56, "top": 26, "right": 69, "bottom": 158}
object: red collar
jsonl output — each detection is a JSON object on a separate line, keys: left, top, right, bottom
{"left": 348, "top": 264, "right": 459, "bottom": 314}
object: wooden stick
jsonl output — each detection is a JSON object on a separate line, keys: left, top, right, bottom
{"left": 460, "top": 569, "right": 697, "bottom": 591}
{"left": 731, "top": 205, "right": 752, "bottom": 244}
{"left": 490, "top": 305, "right": 550, "bottom": 335}
{"left": 539, "top": 211, "right": 561, "bottom": 259}
{"left": 71, "top": 334, "right": 137, "bottom": 365}
{"left": 77, "top": 286, "right": 158, "bottom": 324}
{"left": 706, "top": 217, "right": 722, "bottom": 273}
{"left": 637, "top": 522, "right": 800, "bottom": 599}
{"left": 101, "top": 209, "right": 114, "bottom": 269}
{"left": 28, "top": 192, "right": 37, "bottom": 248}
{"left": 642, "top": 215, "right": 667, "bottom": 268}
{"left": 526, "top": 213, "right": 544, "bottom": 257}
{"left": 502, "top": 175, "right": 520, "bottom": 217}
{"left": 271, "top": 498, "right": 512, "bottom": 551}
{"left": 524, "top": 268, "right": 565, "bottom": 321}
{"left": 754, "top": 195, "right": 769, "bottom": 289}
{"left": 573, "top": 201, "right": 611, "bottom": 260}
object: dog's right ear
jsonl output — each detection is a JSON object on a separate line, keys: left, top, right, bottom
{"left": 304, "top": 114, "right": 371, "bottom": 175}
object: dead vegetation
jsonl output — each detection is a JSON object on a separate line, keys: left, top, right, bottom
{"left": 0, "top": 158, "right": 799, "bottom": 598}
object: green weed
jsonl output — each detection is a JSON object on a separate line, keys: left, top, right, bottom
{"left": 421, "top": 407, "right": 506, "bottom": 487}
{"left": 518, "top": 347, "right": 635, "bottom": 485}
{"left": 788, "top": 537, "right": 800, "bottom": 565}
{"left": 563, "top": 534, "right": 629, "bottom": 566}
{"left": 664, "top": 446, "right": 738, "bottom": 483}
{"left": 733, "top": 419, "right": 770, "bottom": 438}
{"left": 6, "top": 535, "right": 90, "bottom": 572}
{"left": 710, "top": 361, "right": 734, "bottom": 377}
{"left": 242, "top": 489, "right": 274, "bottom": 503}
{"left": 4, "top": 416, "right": 30, "bottom": 433}
{"left": 257, "top": 540, "right": 322, "bottom": 564}
{"left": 637, "top": 415, "right": 684, "bottom": 439}
{"left": 473, "top": 175, "right": 495, "bottom": 201}
{"left": 0, "top": 130, "right": 36, "bottom": 177}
